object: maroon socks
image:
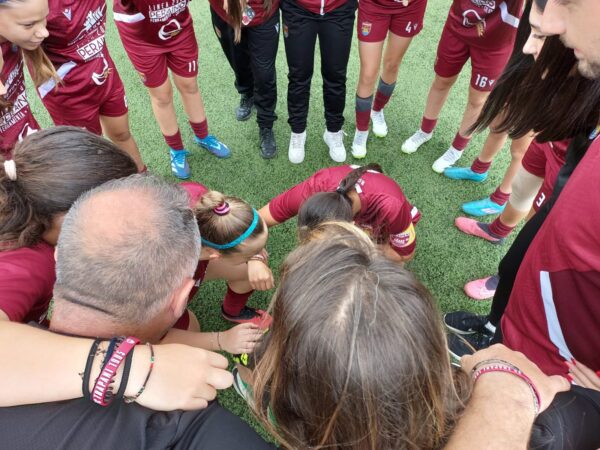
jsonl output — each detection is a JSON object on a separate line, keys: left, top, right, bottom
{"left": 490, "top": 187, "right": 511, "bottom": 206}
{"left": 451, "top": 132, "right": 471, "bottom": 151}
{"left": 420, "top": 117, "right": 437, "bottom": 134}
{"left": 355, "top": 95, "right": 372, "bottom": 132}
{"left": 471, "top": 157, "right": 492, "bottom": 174}
{"left": 222, "top": 286, "right": 253, "bottom": 317}
{"left": 190, "top": 119, "right": 209, "bottom": 140}
{"left": 163, "top": 130, "right": 184, "bottom": 151}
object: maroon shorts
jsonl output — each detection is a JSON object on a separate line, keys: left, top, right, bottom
{"left": 522, "top": 140, "right": 566, "bottom": 212}
{"left": 41, "top": 57, "right": 128, "bottom": 135}
{"left": 434, "top": 23, "right": 512, "bottom": 92}
{"left": 116, "top": 24, "right": 199, "bottom": 88}
{"left": 357, "top": 0, "right": 426, "bottom": 42}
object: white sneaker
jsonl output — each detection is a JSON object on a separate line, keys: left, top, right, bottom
{"left": 432, "top": 147, "right": 463, "bottom": 173}
{"left": 352, "top": 129, "right": 368, "bottom": 159}
{"left": 370, "top": 109, "right": 388, "bottom": 137}
{"left": 288, "top": 130, "right": 306, "bottom": 164}
{"left": 323, "top": 129, "right": 347, "bottom": 163}
{"left": 401, "top": 129, "right": 432, "bottom": 154}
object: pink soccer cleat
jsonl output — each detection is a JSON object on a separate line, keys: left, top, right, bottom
{"left": 464, "top": 275, "right": 499, "bottom": 301}
{"left": 454, "top": 217, "right": 505, "bottom": 244}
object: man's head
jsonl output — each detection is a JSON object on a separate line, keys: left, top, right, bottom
{"left": 52, "top": 175, "right": 201, "bottom": 341}
{"left": 540, "top": 0, "right": 600, "bottom": 79}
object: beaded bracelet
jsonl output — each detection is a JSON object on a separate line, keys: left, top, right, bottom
{"left": 82, "top": 339, "right": 102, "bottom": 400}
{"left": 124, "top": 343, "right": 155, "bottom": 404}
{"left": 472, "top": 362, "right": 541, "bottom": 416}
{"left": 92, "top": 337, "right": 140, "bottom": 406}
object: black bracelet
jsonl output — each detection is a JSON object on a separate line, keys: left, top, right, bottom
{"left": 83, "top": 339, "right": 102, "bottom": 400}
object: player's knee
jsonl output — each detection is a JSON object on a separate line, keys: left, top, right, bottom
{"left": 152, "top": 91, "right": 174, "bottom": 109}
{"left": 382, "top": 58, "right": 401, "bottom": 77}
{"left": 108, "top": 128, "right": 132, "bottom": 143}
{"left": 177, "top": 80, "right": 199, "bottom": 97}
{"left": 359, "top": 68, "right": 379, "bottom": 89}
{"left": 431, "top": 75, "right": 454, "bottom": 92}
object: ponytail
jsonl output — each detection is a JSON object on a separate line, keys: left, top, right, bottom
{"left": 297, "top": 164, "right": 383, "bottom": 232}
{"left": 0, "top": 127, "right": 138, "bottom": 251}
{"left": 194, "top": 191, "right": 264, "bottom": 254}
{"left": 226, "top": 0, "right": 274, "bottom": 43}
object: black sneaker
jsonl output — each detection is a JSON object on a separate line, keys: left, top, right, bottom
{"left": 444, "top": 311, "right": 489, "bottom": 335}
{"left": 259, "top": 127, "right": 277, "bottom": 159}
{"left": 447, "top": 332, "right": 476, "bottom": 366}
{"left": 236, "top": 94, "right": 254, "bottom": 121}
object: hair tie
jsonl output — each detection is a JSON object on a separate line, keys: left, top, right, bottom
{"left": 214, "top": 202, "right": 230, "bottom": 216}
{"left": 3, "top": 160, "right": 17, "bottom": 181}
{"left": 335, "top": 186, "right": 345, "bottom": 195}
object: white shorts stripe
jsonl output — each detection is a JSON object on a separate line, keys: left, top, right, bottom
{"left": 499, "top": 1, "right": 520, "bottom": 28}
{"left": 540, "top": 270, "right": 573, "bottom": 361}
{"left": 113, "top": 12, "right": 145, "bottom": 23}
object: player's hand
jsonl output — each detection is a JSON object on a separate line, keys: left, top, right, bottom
{"left": 219, "top": 323, "right": 263, "bottom": 354}
{"left": 461, "top": 344, "right": 570, "bottom": 413}
{"left": 565, "top": 359, "right": 600, "bottom": 391}
{"left": 247, "top": 259, "right": 274, "bottom": 291}
{"left": 128, "top": 344, "right": 233, "bottom": 411}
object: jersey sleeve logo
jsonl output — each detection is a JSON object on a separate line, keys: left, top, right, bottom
{"left": 390, "top": 224, "right": 416, "bottom": 248}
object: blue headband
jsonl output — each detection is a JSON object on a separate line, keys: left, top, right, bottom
{"left": 201, "top": 209, "right": 260, "bottom": 250}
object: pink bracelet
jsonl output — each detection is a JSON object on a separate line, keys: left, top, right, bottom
{"left": 472, "top": 363, "right": 541, "bottom": 416}
{"left": 92, "top": 336, "right": 140, "bottom": 406}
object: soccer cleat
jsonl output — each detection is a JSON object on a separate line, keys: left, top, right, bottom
{"left": 221, "top": 305, "right": 273, "bottom": 329}
{"left": 444, "top": 311, "right": 490, "bottom": 335}
{"left": 401, "top": 129, "right": 432, "bottom": 154}
{"left": 370, "top": 109, "right": 388, "bottom": 137}
{"left": 169, "top": 149, "right": 190, "bottom": 179}
{"left": 351, "top": 129, "right": 368, "bottom": 159}
{"left": 454, "top": 217, "right": 505, "bottom": 244}
{"left": 232, "top": 367, "right": 254, "bottom": 406}
{"left": 323, "top": 129, "right": 347, "bottom": 163}
{"left": 194, "top": 134, "right": 231, "bottom": 158}
{"left": 288, "top": 130, "right": 307, "bottom": 164}
{"left": 259, "top": 127, "right": 277, "bottom": 159}
{"left": 432, "top": 147, "right": 463, "bottom": 173}
{"left": 236, "top": 94, "right": 254, "bottom": 121}
{"left": 462, "top": 196, "right": 506, "bottom": 217}
{"left": 464, "top": 275, "right": 499, "bottom": 301}
{"left": 443, "top": 167, "right": 488, "bottom": 182}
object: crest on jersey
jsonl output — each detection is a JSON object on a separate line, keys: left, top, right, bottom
{"left": 63, "top": 8, "right": 72, "bottom": 21}
{"left": 158, "top": 19, "right": 183, "bottom": 41}
{"left": 242, "top": 5, "right": 256, "bottom": 26}
{"left": 361, "top": 22, "right": 372, "bottom": 36}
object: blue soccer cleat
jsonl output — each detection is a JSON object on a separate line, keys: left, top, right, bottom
{"left": 444, "top": 167, "right": 488, "bottom": 182}
{"left": 169, "top": 149, "right": 190, "bottom": 179}
{"left": 462, "top": 196, "right": 506, "bottom": 217}
{"left": 195, "top": 134, "right": 231, "bottom": 158}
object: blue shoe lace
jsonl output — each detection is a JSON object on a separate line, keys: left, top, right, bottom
{"left": 195, "top": 134, "right": 231, "bottom": 158}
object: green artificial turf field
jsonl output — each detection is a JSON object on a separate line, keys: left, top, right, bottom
{"left": 26, "top": 0, "right": 520, "bottom": 439}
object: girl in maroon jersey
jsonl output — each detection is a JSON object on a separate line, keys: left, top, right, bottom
{"left": 209, "top": 0, "right": 280, "bottom": 159}
{"left": 259, "top": 163, "right": 420, "bottom": 263}
{"left": 0, "top": 0, "right": 56, "bottom": 156}
{"left": 401, "top": 0, "right": 524, "bottom": 174}
{"left": 113, "top": 0, "right": 230, "bottom": 179}
{"left": 351, "top": 0, "right": 428, "bottom": 158}
{"left": 32, "top": 0, "right": 145, "bottom": 171}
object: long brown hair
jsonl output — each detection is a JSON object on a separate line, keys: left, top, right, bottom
{"left": 194, "top": 190, "right": 264, "bottom": 255}
{"left": 0, "top": 126, "right": 138, "bottom": 250}
{"left": 297, "top": 164, "right": 383, "bottom": 231}
{"left": 253, "top": 226, "right": 471, "bottom": 449}
{"left": 225, "top": 0, "right": 274, "bottom": 43}
{"left": 471, "top": 0, "right": 600, "bottom": 141}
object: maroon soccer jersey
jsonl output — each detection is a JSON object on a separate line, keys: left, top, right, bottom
{"left": 446, "top": 0, "right": 523, "bottom": 48}
{"left": 0, "top": 242, "right": 55, "bottom": 323}
{"left": 269, "top": 165, "right": 419, "bottom": 256}
{"left": 209, "top": 0, "right": 281, "bottom": 27}
{"left": 113, "top": 0, "right": 193, "bottom": 45}
{"left": 502, "top": 136, "right": 600, "bottom": 377}
{"left": 359, "top": 0, "right": 426, "bottom": 16}
{"left": 0, "top": 42, "right": 40, "bottom": 157}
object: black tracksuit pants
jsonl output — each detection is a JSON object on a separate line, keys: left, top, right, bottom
{"left": 281, "top": 0, "right": 357, "bottom": 133}
{"left": 210, "top": 8, "right": 280, "bottom": 129}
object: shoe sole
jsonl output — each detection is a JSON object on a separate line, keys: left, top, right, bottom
{"left": 432, "top": 164, "right": 447, "bottom": 174}
{"left": 444, "top": 174, "right": 487, "bottom": 183}
{"left": 372, "top": 130, "right": 388, "bottom": 138}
